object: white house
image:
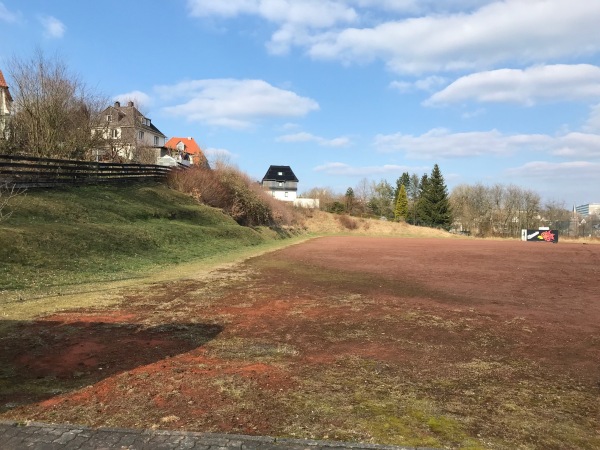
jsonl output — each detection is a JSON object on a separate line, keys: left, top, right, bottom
{"left": 261, "top": 165, "right": 299, "bottom": 202}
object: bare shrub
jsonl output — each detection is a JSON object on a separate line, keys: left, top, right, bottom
{"left": 167, "top": 166, "right": 301, "bottom": 228}
{"left": 0, "top": 182, "right": 26, "bottom": 222}
{"left": 337, "top": 214, "right": 358, "bottom": 230}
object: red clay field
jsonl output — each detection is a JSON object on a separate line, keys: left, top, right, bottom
{"left": 1, "top": 237, "right": 599, "bottom": 449}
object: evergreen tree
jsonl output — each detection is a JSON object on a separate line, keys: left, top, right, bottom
{"left": 394, "top": 172, "right": 410, "bottom": 200}
{"left": 421, "top": 164, "right": 452, "bottom": 228}
{"left": 394, "top": 184, "right": 409, "bottom": 221}
{"left": 345, "top": 187, "right": 355, "bottom": 213}
{"left": 413, "top": 174, "right": 429, "bottom": 225}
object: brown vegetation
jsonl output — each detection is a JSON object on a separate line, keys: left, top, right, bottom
{"left": 167, "top": 165, "right": 301, "bottom": 228}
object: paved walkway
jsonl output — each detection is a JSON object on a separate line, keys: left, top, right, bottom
{"left": 0, "top": 421, "right": 439, "bottom": 450}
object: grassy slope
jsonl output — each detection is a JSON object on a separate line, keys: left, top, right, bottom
{"left": 0, "top": 183, "right": 462, "bottom": 304}
{"left": 0, "top": 183, "right": 280, "bottom": 297}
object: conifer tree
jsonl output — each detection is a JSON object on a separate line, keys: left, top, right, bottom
{"left": 395, "top": 172, "right": 410, "bottom": 200}
{"left": 345, "top": 187, "right": 355, "bottom": 213}
{"left": 394, "top": 184, "right": 409, "bottom": 221}
{"left": 414, "top": 174, "right": 429, "bottom": 225}
{"left": 421, "top": 164, "right": 452, "bottom": 228}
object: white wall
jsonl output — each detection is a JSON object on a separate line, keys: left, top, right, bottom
{"left": 293, "top": 198, "right": 320, "bottom": 208}
{"left": 271, "top": 190, "right": 297, "bottom": 202}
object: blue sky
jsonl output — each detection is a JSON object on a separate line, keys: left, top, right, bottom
{"left": 1, "top": 0, "right": 599, "bottom": 206}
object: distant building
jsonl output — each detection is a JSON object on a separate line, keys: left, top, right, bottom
{"left": 0, "top": 68, "right": 13, "bottom": 138}
{"left": 165, "top": 136, "right": 209, "bottom": 167}
{"left": 261, "top": 165, "right": 298, "bottom": 201}
{"left": 575, "top": 203, "right": 600, "bottom": 216}
{"left": 96, "top": 101, "right": 167, "bottom": 162}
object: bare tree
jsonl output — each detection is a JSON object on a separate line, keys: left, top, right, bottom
{"left": 6, "top": 49, "right": 109, "bottom": 159}
{"left": 0, "top": 182, "right": 25, "bottom": 222}
{"left": 451, "top": 183, "right": 542, "bottom": 237}
{"left": 301, "top": 187, "right": 341, "bottom": 211}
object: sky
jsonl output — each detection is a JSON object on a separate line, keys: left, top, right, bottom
{"left": 1, "top": 0, "right": 599, "bottom": 206}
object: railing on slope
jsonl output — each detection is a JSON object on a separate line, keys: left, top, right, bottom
{"left": 0, "top": 154, "right": 179, "bottom": 188}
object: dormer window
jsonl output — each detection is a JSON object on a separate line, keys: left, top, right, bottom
{"left": 278, "top": 171, "right": 283, "bottom": 176}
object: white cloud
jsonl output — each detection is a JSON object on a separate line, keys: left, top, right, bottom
{"left": 0, "top": 2, "right": 18, "bottom": 22}
{"left": 188, "top": 0, "right": 357, "bottom": 27}
{"left": 277, "top": 131, "right": 351, "bottom": 147}
{"left": 348, "top": 0, "right": 495, "bottom": 15}
{"left": 551, "top": 132, "right": 600, "bottom": 158}
{"left": 506, "top": 161, "right": 600, "bottom": 180}
{"left": 157, "top": 79, "right": 319, "bottom": 129}
{"left": 374, "top": 128, "right": 600, "bottom": 160}
{"left": 114, "top": 91, "right": 153, "bottom": 110}
{"left": 583, "top": 103, "right": 600, "bottom": 133}
{"left": 39, "top": 15, "right": 65, "bottom": 39}
{"left": 204, "top": 147, "right": 238, "bottom": 167}
{"left": 188, "top": 1, "right": 600, "bottom": 74}
{"left": 188, "top": 0, "right": 359, "bottom": 54}
{"left": 314, "top": 161, "right": 413, "bottom": 176}
{"left": 308, "top": 0, "right": 600, "bottom": 74}
{"left": 427, "top": 65, "right": 600, "bottom": 106}
{"left": 390, "top": 75, "right": 447, "bottom": 93}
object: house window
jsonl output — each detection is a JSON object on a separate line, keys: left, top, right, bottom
{"left": 284, "top": 192, "right": 288, "bottom": 197}
{"left": 138, "top": 131, "right": 144, "bottom": 140}
{"left": 278, "top": 182, "right": 283, "bottom": 187}
{"left": 154, "top": 136, "right": 159, "bottom": 146}
{"left": 112, "top": 129, "right": 119, "bottom": 138}
{"left": 106, "top": 115, "right": 112, "bottom": 122}
{"left": 278, "top": 171, "right": 283, "bottom": 176}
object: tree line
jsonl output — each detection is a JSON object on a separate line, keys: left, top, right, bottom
{"left": 304, "top": 164, "right": 453, "bottom": 230}
{"left": 304, "top": 166, "right": 575, "bottom": 236}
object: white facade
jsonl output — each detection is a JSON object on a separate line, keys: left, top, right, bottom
{"left": 270, "top": 189, "right": 297, "bottom": 202}
{"left": 293, "top": 198, "right": 319, "bottom": 208}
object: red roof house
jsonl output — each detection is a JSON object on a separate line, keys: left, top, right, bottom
{"left": 165, "top": 136, "right": 209, "bottom": 167}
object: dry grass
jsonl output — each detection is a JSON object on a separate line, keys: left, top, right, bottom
{"left": 302, "top": 210, "right": 457, "bottom": 238}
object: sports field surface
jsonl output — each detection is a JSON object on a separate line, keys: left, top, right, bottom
{"left": 1, "top": 237, "right": 599, "bottom": 449}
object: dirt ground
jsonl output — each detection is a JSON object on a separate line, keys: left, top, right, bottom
{"left": 1, "top": 237, "right": 599, "bottom": 450}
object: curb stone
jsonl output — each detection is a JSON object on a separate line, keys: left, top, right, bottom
{"left": 0, "top": 421, "right": 441, "bottom": 450}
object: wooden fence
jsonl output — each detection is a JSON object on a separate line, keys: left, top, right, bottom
{"left": 0, "top": 154, "right": 180, "bottom": 188}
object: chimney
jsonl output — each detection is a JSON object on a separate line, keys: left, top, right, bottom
{"left": 127, "top": 101, "right": 134, "bottom": 107}
{"left": 114, "top": 101, "right": 120, "bottom": 107}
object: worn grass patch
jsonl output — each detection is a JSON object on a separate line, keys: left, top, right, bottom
{"left": 0, "top": 183, "right": 299, "bottom": 301}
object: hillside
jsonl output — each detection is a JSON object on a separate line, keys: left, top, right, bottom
{"left": 0, "top": 182, "right": 462, "bottom": 302}
{"left": 0, "top": 183, "right": 283, "bottom": 298}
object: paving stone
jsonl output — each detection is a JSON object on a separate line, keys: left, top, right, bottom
{"left": 0, "top": 421, "right": 441, "bottom": 450}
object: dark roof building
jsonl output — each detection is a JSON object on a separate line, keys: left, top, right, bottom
{"left": 262, "top": 165, "right": 299, "bottom": 183}
{"left": 261, "top": 165, "right": 299, "bottom": 201}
